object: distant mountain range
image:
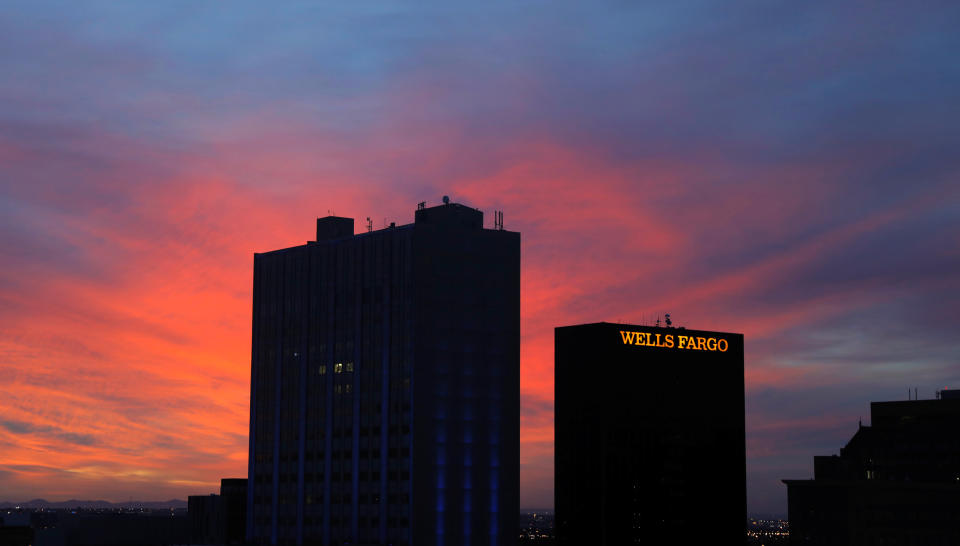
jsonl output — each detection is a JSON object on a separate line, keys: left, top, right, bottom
{"left": 0, "top": 499, "right": 188, "bottom": 509}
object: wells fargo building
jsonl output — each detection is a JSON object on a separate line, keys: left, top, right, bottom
{"left": 555, "top": 322, "right": 745, "bottom": 545}
{"left": 248, "top": 202, "right": 520, "bottom": 546}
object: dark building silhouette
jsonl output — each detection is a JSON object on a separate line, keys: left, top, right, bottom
{"left": 37, "top": 511, "right": 188, "bottom": 546}
{"left": 189, "top": 478, "right": 247, "bottom": 545}
{"left": 220, "top": 478, "right": 247, "bottom": 545}
{"left": 783, "top": 391, "right": 960, "bottom": 546}
{"left": 189, "top": 494, "right": 222, "bottom": 544}
{"left": 0, "top": 526, "right": 33, "bottom": 546}
{"left": 554, "top": 322, "right": 746, "bottom": 545}
{"left": 248, "top": 201, "right": 520, "bottom": 546}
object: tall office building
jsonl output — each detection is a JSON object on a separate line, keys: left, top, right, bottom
{"left": 783, "top": 391, "right": 960, "bottom": 545}
{"left": 247, "top": 201, "right": 520, "bottom": 546}
{"left": 554, "top": 322, "right": 746, "bottom": 545}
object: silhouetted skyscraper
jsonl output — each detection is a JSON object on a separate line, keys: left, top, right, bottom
{"left": 189, "top": 478, "right": 246, "bottom": 545}
{"left": 221, "top": 478, "right": 248, "bottom": 545}
{"left": 248, "top": 202, "right": 520, "bottom": 546}
{"left": 554, "top": 322, "right": 746, "bottom": 545}
{"left": 784, "top": 393, "right": 960, "bottom": 545}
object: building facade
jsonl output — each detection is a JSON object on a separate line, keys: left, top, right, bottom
{"left": 783, "top": 392, "right": 960, "bottom": 546}
{"left": 189, "top": 478, "right": 246, "bottom": 545}
{"left": 554, "top": 322, "right": 746, "bottom": 545}
{"left": 248, "top": 202, "right": 520, "bottom": 546}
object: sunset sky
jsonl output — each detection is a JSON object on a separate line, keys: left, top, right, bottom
{"left": 1, "top": 2, "right": 958, "bottom": 514}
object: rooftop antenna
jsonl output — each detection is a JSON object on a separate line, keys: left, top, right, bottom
{"left": 417, "top": 201, "right": 426, "bottom": 211}
{"left": 366, "top": 217, "right": 373, "bottom": 232}
{"left": 655, "top": 315, "right": 661, "bottom": 328}
{"left": 665, "top": 313, "right": 672, "bottom": 328}
{"left": 493, "top": 210, "right": 504, "bottom": 230}
{"left": 442, "top": 195, "right": 450, "bottom": 205}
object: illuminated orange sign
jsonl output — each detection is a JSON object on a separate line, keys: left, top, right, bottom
{"left": 619, "top": 330, "right": 728, "bottom": 352}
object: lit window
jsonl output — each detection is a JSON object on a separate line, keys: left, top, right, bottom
{"left": 345, "top": 362, "right": 354, "bottom": 372}
{"left": 335, "top": 363, "right": 343, "bottom": 374}
{"left": 319, "top": 366, "right": 327, "bottom": 375}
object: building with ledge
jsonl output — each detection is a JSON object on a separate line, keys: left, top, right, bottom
{"left": 783, "top": 391, "right": 960, "bottom": 546}
{"left": 248, "top": 201, "right": 520, "bottom": 546}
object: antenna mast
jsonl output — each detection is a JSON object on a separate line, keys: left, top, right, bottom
{"left": 493, "top": 210, "right": 504, "bottom": 230}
